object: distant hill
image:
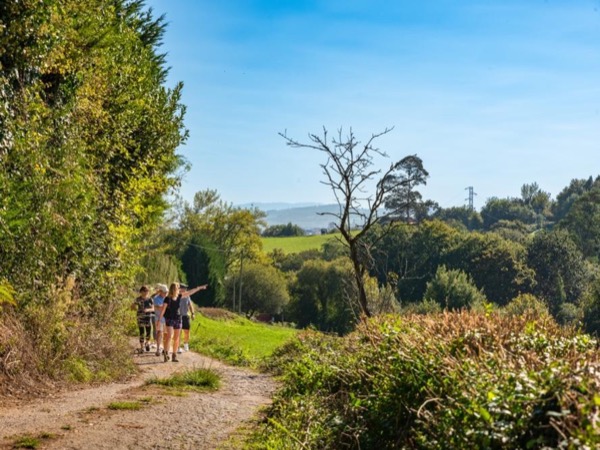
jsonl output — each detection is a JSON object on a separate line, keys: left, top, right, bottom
{"left": 263, "top": 204, "right": 366, "bottom": 230}
{"left": 237, "top": 202, "right": 320, "bottom": 211}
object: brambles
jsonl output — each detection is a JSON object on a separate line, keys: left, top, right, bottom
{"left": 249, "top": 312, "right": 600, "bottom": 449}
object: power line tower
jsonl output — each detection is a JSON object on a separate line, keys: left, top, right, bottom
{"left": 465, "top": 186, "right": 477, "bottom": 211}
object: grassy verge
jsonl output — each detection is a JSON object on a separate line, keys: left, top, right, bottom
{"left": 146, "top": 367, "right": 220, "bottom": 393}
{"left": 246, "top": 312, "right": 600, "bottom": 449}
{"left": 190, "top": 309, "right": 298, "bottom": 368}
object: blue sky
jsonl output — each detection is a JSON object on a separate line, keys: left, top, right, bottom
{"left": 147, "top": 0, "right": 600, "bottom": 210}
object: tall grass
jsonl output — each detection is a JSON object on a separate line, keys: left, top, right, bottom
{"left": 248, "top": 311, "right": 600, "bottom": 449}
{"left": 0, "top": 280, "right": 133, "bottom": 396}
{"left": 190, "top": 310, "right": 298, "bottom": 367}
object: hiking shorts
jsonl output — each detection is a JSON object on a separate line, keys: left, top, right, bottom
{"left": 166, "top": 317, "right": 182, "bottom": 329}
{"left": 182, "top": 315, "right": 191, "bottom": 330}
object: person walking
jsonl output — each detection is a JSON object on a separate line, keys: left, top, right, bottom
{"left": 158, "top": 282, "right": 207, "bottom": 362}
{"left": 178, "top": 284, "right": 197, "bottom": 353}
{"left": 152, "top": 284, "right": 168, "bottom": 356}
{"left": 132, "top": 285, "right": 154, "bottom": 353}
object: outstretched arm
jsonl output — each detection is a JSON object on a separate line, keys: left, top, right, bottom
{"left": 180, "top": 284, "right": 208, "bottom": 297}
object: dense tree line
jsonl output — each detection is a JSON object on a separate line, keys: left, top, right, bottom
{"left": 262, "top": 222, "right": 305, "bottom": 237}
{"left": 0, "top": 0, "right": 186, "bottom": 384}
{"left": 253, "top": 126, "right": 600, "bottom": 335}
{"left": 261, "top": 175, "right": 600, "bottom": 336}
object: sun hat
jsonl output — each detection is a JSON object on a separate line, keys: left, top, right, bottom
{"left": 156, "top": 283, "right": 168, "bottom": 293}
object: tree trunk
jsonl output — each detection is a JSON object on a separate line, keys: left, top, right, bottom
{"left": 350, "top": 243, "right": 371, "bottom": 318}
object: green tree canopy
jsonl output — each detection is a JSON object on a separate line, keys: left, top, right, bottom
{"left": 526, "top": 229, "right": 588, "bottom": 314}
{"left": 434, "top": 206, "right": 483, "bottom": 231}
{"left": 287, "top": 258, "right": 357, "bottom": 334}
{"left": 480, "top": 197, "right": 537, "bottom": 230}
{"left": 520, "top": 182, "right": 551, "bottom": 217}
{"left": 368, "top": 220, "right": 458, "bottom": 303}
{"left": 552, "top": 176, "right": 599, "bottom": 223}
{"left": 177, "top": 189, "right": 267, "bottom": 270}
{"left": 225, "top": 262, "right": 289, "bottom": 318}
{"left": 180, "top": 234, "right": 226, "bottom": 307}
{"left": 0, "top": 0, "right": 187, "bottom": 382}
{"left": 383, "top": 154, "right": 429, "bottom": 222}
{"left": 444, "top": 231, "right": 535, "bottom": 306}
{"left": 558, "top": 186, "right": 600, "bottom": 260}
{"left": 581, "top": 277, "right": 600, "bottom": 336}
{"left": 0, "top": 0, "right": 187, "bottom": 295}
{"left": 262, "top": 223, "right": 306, "bottom": 237}
{"left": 424, "top": 265, "right": 486, "bottom": 310}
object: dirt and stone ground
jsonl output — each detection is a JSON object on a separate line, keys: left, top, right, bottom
{"left": 0, "top": 344, "right": 278, "bottom": 449}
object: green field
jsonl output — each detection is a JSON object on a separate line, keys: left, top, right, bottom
{"left": 190, "top": 309, "right": 298, "bottom": 367}
{"left": 261, "top": 233, "right": 341, "bottom": 254}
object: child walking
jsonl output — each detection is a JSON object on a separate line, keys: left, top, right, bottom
{"left": 132, "top": 286, "right": 154, "bottom": 353}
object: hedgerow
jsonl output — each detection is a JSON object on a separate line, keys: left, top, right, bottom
{"left": 250, "top": 312, "right": 599, "bottom": 449}
{"left": 0, "top": 0, "right": 186, "bottom": 392}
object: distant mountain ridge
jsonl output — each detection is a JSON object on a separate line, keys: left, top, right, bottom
{"left": 260, "top": 204, "right": 368, "bottom": 230}
{"left": 237, "top": 202, "right": 321, "bottom": 211}
{"left": 235, "top": 202, "right": 369, "bottom": 230}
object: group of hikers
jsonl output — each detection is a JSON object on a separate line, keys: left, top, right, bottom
{"left": 132, "top": 282, "right": 208, "bottom": 362}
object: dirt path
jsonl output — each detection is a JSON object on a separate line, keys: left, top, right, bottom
{"left": 0, "top": 345, "right": 278, "bottom": 449}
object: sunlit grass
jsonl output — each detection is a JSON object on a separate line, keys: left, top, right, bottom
{"left": 12, "top": 436, "right": 40, "bottom": 449}
{"left": 190, "top": 312, "right": 298, "bottom": 367}
{"left": 146, "top": 367, "right": 220, "bottom": 392}
{"left": 261, "top": 233, "right": 341, "bottom": 254}
{"left": 107, "top": 400, "right": 143, "bottom": 411}
{"left": 12, "top": 432, "right": 57, "bottom": 449}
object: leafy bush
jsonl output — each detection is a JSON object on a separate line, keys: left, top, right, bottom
{"left": 556, "top": 302, "right": 583, "bottom": 327}
{"left": 1, "top": 280, "right": 133, "bottom": 393}
{"left": 287, "top": 258, "right": 356, "bottom": 334}
{"left": 582, "top": 278, "right": 600, "bottom": 336}
{"left": 223, "top": 262, "right": 289, "bottom": 318}
{"left": 400, "top": 299, "right": 441, "bottom": 315}
{"left": 503, "top": 293, "right": 550, "bottom": 318}
{"left": 0, "top": 280, "right": 16, "bottom": 310}
{"left": 424, "top": 265, "right": 486, "bottom": 310}
{"left": 249, "top": 312, "right": 600, "bottom": 449}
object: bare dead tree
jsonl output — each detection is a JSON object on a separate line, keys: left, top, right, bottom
{"left": 279, "top": 126, "right": 407, "bottom": 318}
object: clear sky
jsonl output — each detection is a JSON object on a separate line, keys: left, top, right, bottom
{"left": 146, "top": 0, "right": 600, "bottom": 210}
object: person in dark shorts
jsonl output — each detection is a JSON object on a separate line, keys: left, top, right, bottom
{"left": 178, "top": 284, "right": 197, "bottom": 353}
{"left": 157, "top": 282, "right": 207, "bottom": 362}
{"left": 132, "top": 285, "right": 154, "bottom": 353}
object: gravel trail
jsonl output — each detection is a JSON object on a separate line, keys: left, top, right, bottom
{"left": 0, "top": 345, "right": 277, "bottom": 449}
